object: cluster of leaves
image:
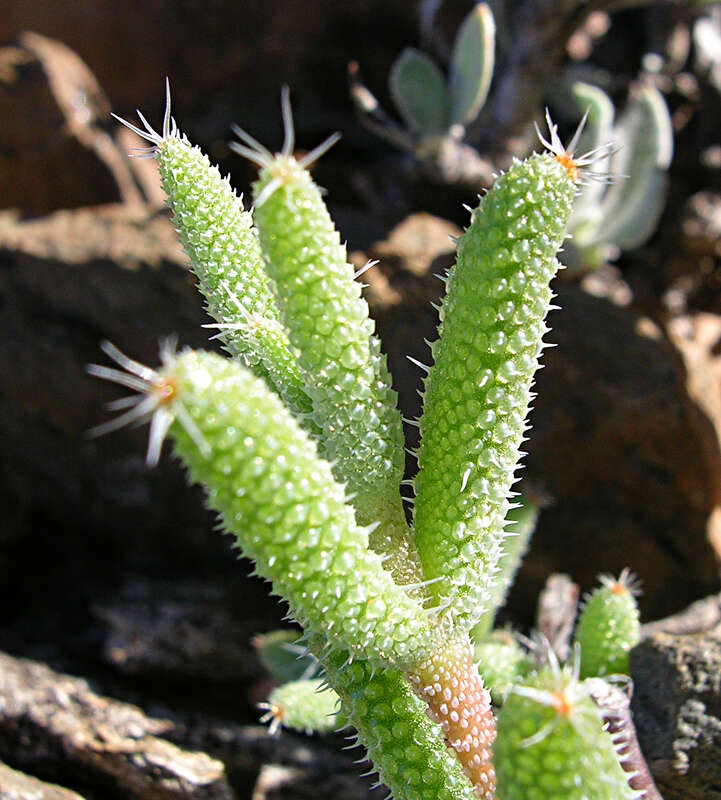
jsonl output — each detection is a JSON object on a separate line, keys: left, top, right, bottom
{"left": 259, "top": 499, "right": 644, "bottom": 800}
{"left": 352, "top": 2, "right": 673, "bottom": 273}
{"left": 553, "top": 80, "right": 674, "bottom": 273}
{"left": 90, "top": 84, "right": 646, "bottom": 799}
{"left": 388, "top": 3, "right": 494, "bottom": 152}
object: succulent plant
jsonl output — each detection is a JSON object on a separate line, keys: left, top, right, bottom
{"left": 259, "top": 677, "right": 342, "bottom": 735}
{"left": 495, "top": 656, "right": 640, "bottom": 800}
{"left": 574, "top": 569, "right": 642, "bottom": 678}
{"left": 89, "top": 85, "right": 645, "bottom": 799}
{"left": 350, "top": 3, "right": 495, "bottom": 164}
{"left": 554, "top": 80, "right": 674, "bottom": 272}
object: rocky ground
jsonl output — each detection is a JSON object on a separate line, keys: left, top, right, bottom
{"left": 0, "top": 2, "right": 720, "bottom": 797}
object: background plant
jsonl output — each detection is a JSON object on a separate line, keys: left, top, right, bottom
{"left": 551, "top": 80, "right": 674, "bottom": 273}
{"left": 354, "top": 3, "right": 494, "bottom": 160}
{"left": 90, "top": 86, "right": 647, "bottom": 799}
{"left": 351, "top": 2, "right": 674, "bottom": 273}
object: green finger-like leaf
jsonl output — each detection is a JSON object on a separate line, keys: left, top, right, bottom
{"left": 495, "top": 669, "right": 638, "bottom": 800}
{"left": 448, "top": 3, "right": 495, "bottom": 128}
{"left": 389, "top": 48, "right": 446, "bottom": 136}
{"left": 151, "top": 131, "right": 312, "bottom": 421}
{"left": 158, "top": 349, "right": 438, "bottom": 668}
{"left": 319, "top": 646, "right": 479, "bottom": 800}
{"left": 252, "top": 150, "right": 418, "bottom": 584}
{"left": 413, "top": 152, "right": 576, "bottom": 631}
{"left": 574, "top": 570, "right": 641, "bottom": 678}
{"left": 261, "top": 677, "right": 342, "bottom": 734}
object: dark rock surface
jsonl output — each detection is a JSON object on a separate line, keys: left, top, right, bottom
{"left": 631, "top": 615, "right": 721, "bottom": 800}
{"left": 521, "top": 282, "right": 719, "bottom": 623}
{"left": 0, "top": 762, "right": 86, "bottom": 800}
{"left": 252, "top": 765, "right": 374, "bottom": 800}
{"left": 588, "top": 678, "right": 663, "bottom": 800}
{"left": 0, "top": 651, "right": 235, "bottom": 800}
{"left": 666, "top": 312, "right": 721, "bottom": 562}
{"left": 0, "top": 203, "right": 201, "bottom": 567}
{"left": 0, "top": 33, "right": 148, "bottom": 214}
{"left": 167, "top": 722, "right": 370, "bottom": 799}
{"left": 642, "top": 593, "right": 721, "bottom": 637}
{"left": 0, "top": 203, "right": 284, "bottom": 675}
{"left": 0, "top": 648, "right": 377, "bottom": 800}
{"left": 93, "top": 577, "right": 267, "bottom": 685}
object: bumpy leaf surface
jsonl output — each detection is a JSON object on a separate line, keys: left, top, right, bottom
{"left": 162, "top": 349, "right": 437, "bottom": 668}
{"left": 264, "top": 677, "right": 341, "bottom": 734}
{"left": 495, "top": 670, "right": 638, "bottom": 800}
{"left": 155, "top": 136, "right": 311, "bottom": 418}
{"left": 414, "top": 153, "right": 575, "bottom": 630}
{"left": 253, "top": 157, "right": 416, "bottom": 581}
{"left": 575, "top": 575, "right": 641, "bottom": 678}
{"left": 322, "top": 648, "right": 479, "bottom": 800}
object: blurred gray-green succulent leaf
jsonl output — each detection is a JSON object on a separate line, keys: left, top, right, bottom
{"left": 600, "top": 82, "right": 673, "bottom": 249}
{"left": 389, "top": 47, "right": 447, "bottom": 137}
{"left": 560, "top": 81, "right": 673, "bottom": 272}
{"left": 253, "top": 629, "right": 319, "bottom": 683}
{"left": 448, "top": 3, "right": 495, "bottom": 131}
{"left": 386, "top": 3, "right": 495, "bottom": 151}
{"left": 564, "top": 82, "right": 615, "bottom": 227}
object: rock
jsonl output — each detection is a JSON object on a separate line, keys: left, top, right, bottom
{"left": 0, "top": 2, "right": 418, "bottom": 128}
{"left": 93, "top": 577, "right": 265, "bottom": 684}
{"left": 167, "top": 722, "right": 367, "bottom": 800}
{"left": 681, "top": 192, "right": 721, "bottom": 259}
{"left": 519, "top": 282, "right": 720, "bottom": 623}
{"left": 0, "top": 203, "right": 204, "bottom": 569}
{"left": 642, "top": 593, "right": 721, "bottom": 637}
{"left": 666, "top": 313, "right": 721, "bottom": 562}
{"left": 0, "top": 650, "right": 235, "bottom": 800}
{"left": 367, "top": 212, "right": 462, "bottom": 280}
{"left": 631, "top": 619, "right": 721, "bottom": 800}
{"left": 252, "top": 764, "right": 374, "bottom": 800}
{"left": 586, "top": 678, "right": 663, "bottom": 800}
{"left": 0, "top": 33, "right": 148, "bottom": 213}
{"left": 535, "top": 573, "right": 579, "bottom": 662}
{"left": 0, "top": 202, "right": 283, "bottom": 670}
{"left": 0, "top": 762, "right": 86, "bottom": 800}
{"left": 660, "top": 192, "right": 721, "bottom": 318}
